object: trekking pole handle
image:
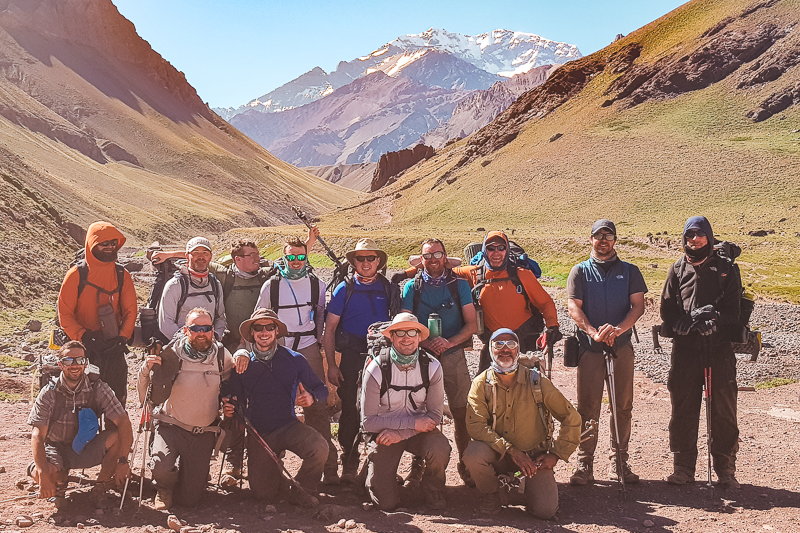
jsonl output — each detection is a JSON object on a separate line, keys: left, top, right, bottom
{"left": 291, "top": 206, "right": 343, "bottom": 268}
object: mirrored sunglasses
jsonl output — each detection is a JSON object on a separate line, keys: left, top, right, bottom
{"left": 421, "top": 251, "right": 444, "bottom": 260}
{"left": 491, "top": 340, "right": 519, "bottom": 350}
{"left": 285, "top": 254, "right": 307, "bottom": 262}
{"left": 60, "top": 356, "right": 88, "bottom": 366}
{"left": 592, "top": 233, "right": 616, "bottom": 241}
{"left": 392, "top": 329, "right": 420, "bottom": 337}
{"left": 485, "top": 244, "right": 507, "bottom": 252}
{"left": 354, "top": 255, "right": 378, "bottom": 263}
{"left": 251, "top": 323, "right": 279, "bottom": 332}
{"left": 188, "top": 324, "right": 213, "bottom": 333}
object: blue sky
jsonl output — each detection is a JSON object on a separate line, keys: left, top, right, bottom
{"left": 113, "top": 0, "right": 687, "bottom": 108}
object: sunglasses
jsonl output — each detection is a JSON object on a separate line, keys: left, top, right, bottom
{"left": 97, "top": 239, "right": 118, "bottom": 248}
{"left": 592, "top": 233, "right": 616, "bottom": 241}
{"left": 354, "top": 255, "right": 378, "bottom": 263}
{"left": 421, "top": 251, "right": 444, "bottom": 260}
{"left": 485, "top": 244, "right": 507, "bottom": 252}
{"left": 285, "top": 254, "right": 307, "bottom": 262}
{"left": 251, "top": 323, "right": 278, "bottom": 332}
{"left": 392, "top": 329, "right": 420, "bottom": 337}
{"left": 491, "top": 340, "right": 519, "bottom": 350}
{"left": 188, "top": 324, "right": 213, "bottom": 333}
{"left": 685, "top": 230, "right": 706, "bottom": 239}
{"left": 60, "top": 356, "right": 88, "bottom": 366}
{"left": 236, "top": 252, "right": 261, "bottom": 260}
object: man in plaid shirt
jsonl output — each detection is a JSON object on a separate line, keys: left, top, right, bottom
{"left": 28, "top": 341, "right": 132, "bottom": 508}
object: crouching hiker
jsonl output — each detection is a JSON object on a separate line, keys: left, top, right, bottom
{"left": 137, "top": 308, "right": 243, "bottom": 510}
{"left": 223, "top": 309, "right": 328, "bottom": 504}
{"left": 361, "top": 313, "right": 450, "bottom": 511}
{"left": 28, "top": 341, "right": 133, "bottom": 509}
{"left": 463, "top": 329, "right": 580, "bottom": 517}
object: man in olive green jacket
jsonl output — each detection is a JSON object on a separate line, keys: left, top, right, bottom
{"left": 464, "top": 328, "right": 580, "bottom": 518}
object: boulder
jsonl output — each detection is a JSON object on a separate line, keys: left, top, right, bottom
{"left": 25, "top": 320, "right": 42, "bottom": 332}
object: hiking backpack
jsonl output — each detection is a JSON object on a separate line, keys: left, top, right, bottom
{"left": 469, "top": 241, "right": 542, "bottom": 278}
{"left": 337, "top": 268, "right": 402, "bottom": 319}
{"left": 148, "top": 340, "right": 226, "bottom": 406}
{"left": 266, "top": 270, "right": 322, "bottom": 349}
{"left": 410, "top": 269, "right": 465, "bottom": 323}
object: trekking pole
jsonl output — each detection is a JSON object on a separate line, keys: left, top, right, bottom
{"left": 632, "top": 325, "right": 640, "bottom": 344}
{"left": 603, "top": 345, "right": 627, "bottom": 499}
{"left": 232, "top": 402, "right": 319, "bottom": 508}
{"left": 291, "top": 206, "right": 344, "bottom": 268}
{"left": 702, "top": 336, "right": 714, "bottom": 493}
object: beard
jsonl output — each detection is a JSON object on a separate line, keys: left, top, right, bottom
{"left": 190, "top": 335, "right": 213, "bottom": 352}
{"left": 92, "top": 247, "right": 118, "bottom": 263}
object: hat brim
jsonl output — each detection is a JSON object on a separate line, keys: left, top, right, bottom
{"left": 382, "top": 322, "right": 430, "bottom": 342}
{"left": 346, "top": 249, "right": 388, "bottom": 270}
{"left": 239, "top": 316, "right": 288, "bottom": 342}
{"left": 408, "top": 255, "right": 462, "bottom": 268}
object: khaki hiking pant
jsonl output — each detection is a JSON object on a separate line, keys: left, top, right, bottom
{"left": 462, "top": 440, "right": 558, "bottom": 519}
{"left": 576, "top": 342, "right": 635, "bottom": 466}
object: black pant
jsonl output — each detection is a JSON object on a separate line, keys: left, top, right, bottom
{"left": 338, "top": 346, "right": 367, "bottom": 466}
{"left": 86, "top": 346, "right": 128, "bottom": 406}
{"left": 667, "top": 336, "right": 739, "bottom": 475}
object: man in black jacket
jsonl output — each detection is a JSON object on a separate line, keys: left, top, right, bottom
{"left": 660, "top": 216, "right": 742, "bottom": 489}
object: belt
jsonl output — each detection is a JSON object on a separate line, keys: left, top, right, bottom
{"left": 153, "top": 412, "right": 227, "bottom": 457}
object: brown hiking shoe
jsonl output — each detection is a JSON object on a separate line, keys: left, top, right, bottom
{"left": 404, "top": 456, "right": 425, "bottom": 488}
{"left": 90, "top": 481, "right": 114, "bottom": 510}
{"left": 717, "top": 474, "right": 740, "bottom": 490}
{"left": 479, "top": 491, "right": 505, "bottom": 515}
{"left": 154, "top": 489, "right": 173, "bottom": 511}
{"left": 569, "top": 462, "right": 594, "bottom": 486}
{"left": 322, "top": 468, "right": 340, "bottom": 486}
{"left": 609, "top": 461, "right": 640, "bottom": 484}
{"left": 666, "top": 470, "right": 695, "bottom": 485}
{"left": 423, "top": 485, "right": 446, "bottom": 511}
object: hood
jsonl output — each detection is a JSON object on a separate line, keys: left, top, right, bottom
{"left": 84, "top": 221, "right": 126, "bottom": 268}
{"left": 482, "top": 231, "right": 509, "bottom": 272}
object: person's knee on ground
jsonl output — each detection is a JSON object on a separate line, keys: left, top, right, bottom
{"left": 462, "top": 441, "right": 500, "bottom": 493}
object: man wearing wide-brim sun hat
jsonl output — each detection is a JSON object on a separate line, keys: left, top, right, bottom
{"left": 360, "top": 312, "right": 450, "bottom": 511}
{"left": 225, "top": 307, "right": 329, "bottom": 503}
{"left": 321, "top": 238, "right": 402, "bottom": 483}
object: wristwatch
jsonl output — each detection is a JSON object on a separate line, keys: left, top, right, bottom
{"left": 117, "top": 457, "right": 129, "bottom": 465}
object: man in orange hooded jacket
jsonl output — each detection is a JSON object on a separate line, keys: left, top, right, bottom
{"left": 58, "top": 222, "right": 137, "bottom": 403}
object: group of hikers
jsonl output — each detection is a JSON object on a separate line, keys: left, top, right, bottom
{"left": 27, "top": 214, "right": 745, "bottom": 518}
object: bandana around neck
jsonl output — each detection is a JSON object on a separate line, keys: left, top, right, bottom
{"left": 421, "top": 269, "right": 447, "bottom": 287}
{"left": 182, "top": 337, "right": 216, "bottom": 362}
{"left": 253, "top": 345, "right": 277, "bottom": 362}
{"left": 355, "top": 272, "right": 378, "bottom": 284}
{"left": 233, "top": 264, "right": 258, "bottom": 279}
{"left": 390, "top": 346, "right": 419, "bottom": 366}
{"left": 278, "top": 259, "right": 308, "bottom": 281}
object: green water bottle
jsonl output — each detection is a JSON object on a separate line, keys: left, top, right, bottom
{"left": 428, "top": 313, "right": 442, "bottom": 338}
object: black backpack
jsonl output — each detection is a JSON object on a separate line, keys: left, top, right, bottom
{"left": 410, "top": 269, "right": 464, "bottom": 324}
{"left": 471, "top": 259, "right": 544, "bottom": 339}
{"left": 173, "top": 270, "right": 223, "bottom": 319}
{"left": 148, "top": 340, "right": 226, "bottom": 406}
{"left": 338, "top": 269, "right": 402, "bottom": 319}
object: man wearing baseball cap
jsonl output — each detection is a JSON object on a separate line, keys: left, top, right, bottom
{"left": 224, "top": 309, "right": 329, "bottom": 503}
{"left": 464, "top": 328, "right": 580, "bottom": 517}
{"left": 322, "top": 238, "right": 401, "bottom": 482}
{"left": 158, "top": 237, "right": 226, "bottom": 341}
{"left": 360, "top": 313, "right": 450, "bottom": 511}
{"left": 566, "top": 219, "right": 647, "bottom": 486}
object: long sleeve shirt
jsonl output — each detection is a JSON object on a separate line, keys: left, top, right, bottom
{"left": 361, "top": 354, "right": 444, "bottom": 441}
{"left": 467, "top": 364, "right": 580, "bottom": 462}
{"left": 158, "top": 270, "right": 227, "bottom": 340}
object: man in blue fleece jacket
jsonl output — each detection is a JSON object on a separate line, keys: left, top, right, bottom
{"left": 224, "top": 308, "right": 328, "bottom": 503}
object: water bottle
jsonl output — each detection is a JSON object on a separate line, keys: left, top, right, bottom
{"left": 475, "top": 306, "right": 485, "bottom": 336}
{"left": 428, "top": 313, "right": 442, "bottom": 338}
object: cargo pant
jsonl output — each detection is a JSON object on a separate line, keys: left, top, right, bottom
{"left": 575, "top": 342, "right": 635, "bottom": 465}
{"left": 150, "top": 423, "right": 216, "bottom": 507}
{"left": 463, "top": 440, "right": 558, "bottom": 519}
{"left": 668, "top": 337, "right": 739, "bottom": 476}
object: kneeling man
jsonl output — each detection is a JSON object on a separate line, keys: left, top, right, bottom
{"left": 361, "top": 313, "right": 451, "bottom": 511}
{"left": 464, "top": 329, "right": 580, "bottom": 518}
{"left": 29, "top": 341, "right": 133, "bottom": 509}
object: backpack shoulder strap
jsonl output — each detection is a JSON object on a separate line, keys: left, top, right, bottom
{"left": 419, "top": 350, "right": 431, "bottom": 392}
{"left": 445, "top": 270, "right": 464, "bottom": 323}
{"left": 412, "top": 271, "right": 424, "bottom": 316}
{"left": 378, "top": 347, "right": 392, "bottom": 398}
{"left": 76, "top": 261, "right": 89, "bottom": 298}
{"left": 222, "top": 266, "right": 236, "bottom": 300}
{"left": 341, "top": 275, "right": 355, "bottom": 317}
{"left": 508, "top": 264, "right": 535, "bottom": 314}
{"left": 379, "top": 275, "right": 401, "bottom": 318}
{"left": 310, "top": 272, "right": 320, "bottom": 311}
{"left": 528, "top": 366, "right": 553, "bottom": 446}
{"left": 176, "top": 273, "right": 190, "bottom": 317}
{"left": 208, "top": 272, "right": 221, "bottom": 302}
{"left": 269, "top": 275, "right": 281, "bottom": 311}
{"left": 114, "top": 263, "right": 125, "bottom": 294}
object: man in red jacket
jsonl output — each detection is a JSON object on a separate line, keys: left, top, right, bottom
{"left": 58, "top": 222, "right": 137, "bottom": 403}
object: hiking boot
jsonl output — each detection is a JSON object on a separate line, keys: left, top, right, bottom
{"left": 405, "top": 456, "right": 425, "bottom": 488}
{"left": 423, "top": 485, "right": 446, "bottom": 511}
{"left": 717, "top": 474, "right": 740, "bottom": 490}
{"left": 52, "top": 495, "right": 68, "bottom": 510}
{"left": 666, "top": 469, "right": 695, "bottom": 485}
{"left": 154, "top": 489, "right": 173, "bottom": 511}
{"left": 457, "top": 460, "right": 476, "bottom": 488}
{"left": 90, "top": 481, "right": 114, "bottom": 510}
{"left": 569, "top": 462, "right": 594, "bottom": 486}
{"left": 285, "top": 485, "right": 319, "bottom": 508}
{"left": 609, "top": 461, "right": 640, "bottom": 484}
{"left": 479, "top": 491, "right": 505, "bottom": 515}
{"left": 340, "top": 464, "right": 358, "bottom": 486}
{"left": 322, "top": 468, "right": 340, "bottom": 486}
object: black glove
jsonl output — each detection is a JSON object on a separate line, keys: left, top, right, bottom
{"left": 110, "top": 336, "right": 128, "bottom": 350}
{"left": 390, "top": 271, "right": 409, "bottom": 285}
{"left": 81, "top": 330, "right": 104, "bottom": 352}
{"left": 691, "top": 304, "right": 719, "bottom": 323}
{"left": 545, "top": 326, "right": 563, "bottom": 345}
{"left": 673, "top": 314, "right": 694, "bottom": 336}
{"left": 694, "top": 319, "right": 717, "bottom": 336}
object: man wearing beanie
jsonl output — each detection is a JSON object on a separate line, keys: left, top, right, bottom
{"left": 660, "top": 216, "right": 743, "bottom": 489}
{"left": 463, "top": 328, "right": 580, "bottom": 517}
{"left": 567, "top": 219, "right": 647, "bottom": 486}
